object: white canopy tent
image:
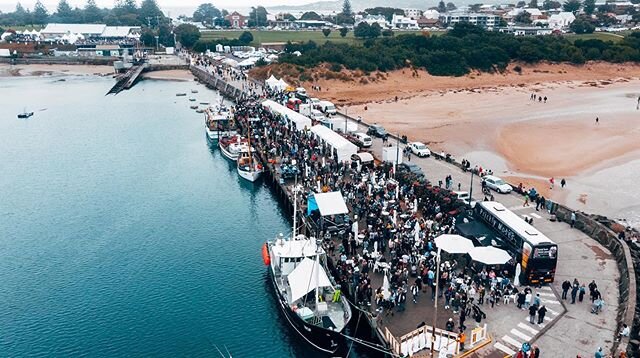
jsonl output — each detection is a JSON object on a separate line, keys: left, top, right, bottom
{"left": 434, "top": 234, "right": 475, "bottom": 254}
{"left": 221, "top": 58, "right": 238, "bottom": 67}
{"left": 468, "top": 246, "right": 512, "bottom": 265}
{"left": 261, "top": 99, "right": 312, "bottom": 131}
{"left": 310, "top": 125, "right": 358, "bottom": 163}
{"left": 238, "top": 58, "right": 258, "bottom": 68}
{"left": 288, "top": 257, "right": 333, "bottom": 302}
{"left": 313, "top": 191, "right": 349, "bottom": 217}
{"left": 265, "top": 75, "right": 279, "bottom": 89}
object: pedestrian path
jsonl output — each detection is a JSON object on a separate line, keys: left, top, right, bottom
{"left": 493, "top": 286, "right": 563, "bottom": 356}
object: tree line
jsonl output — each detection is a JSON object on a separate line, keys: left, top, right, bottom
{"left": 279, "top": 23, "right": 640, "bottom": 77}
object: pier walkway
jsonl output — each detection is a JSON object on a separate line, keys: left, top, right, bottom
{"left": 186, "top": 54, "right": 625, "bottom": 357}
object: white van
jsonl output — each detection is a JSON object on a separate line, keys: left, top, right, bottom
{"left": 353, "top": 132, "right": 372, "bottom": 148}
{"left": 310, "top": 109, "right": 326, "bottom": 122}
{"left": 318, "top": 100, "right": 337, "bottom": 115}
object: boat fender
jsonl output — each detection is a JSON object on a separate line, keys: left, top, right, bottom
{"left": 262, "top": 243, "right": 271, "bottom": 265}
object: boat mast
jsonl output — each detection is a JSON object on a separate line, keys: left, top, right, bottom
{"left": 292, "top": 175, "right": 297, "bottom": 237}
{"left": 247, "top": 124, "right": 253, "bottom": 173}
{"left": 314, "top": 237, "right": 321, "bottom": 314}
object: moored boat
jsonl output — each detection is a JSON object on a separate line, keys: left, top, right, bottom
{"left": 219, "top": 135, "right": 247, "bottom": 161}
{"left": 189, "top": 97, "right": 196, "bottom": 102}
{"left": 264, "top": 206, "right": 352, "bottom": 354}
{"left": 236, "top": 131, "right": 262, "bottom": 182}
{"left": 205, "top": 106, "right": 233, "bottom": 142}
{"left": 176, "top": 92, "right": 187, "bottom": 96}
{"left": 17, "top": 111, "right": 34, "bottom": 119}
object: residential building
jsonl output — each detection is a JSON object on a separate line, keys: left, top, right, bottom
{"left": 506, "top": 8, "right": 543, "bottom": 21}
{"left": 498, "top": 26, "right": 553, "bottom": 36}
{"left": 548, "top": 12, "right": 576, "bottom": 29}
{"left": 391, "top": 14, "right": 419, "bottom": 29}
{"left": 355, "top": 14, "right": 390, "bottom": 28}
{"left": 225, "top": 11, "right": 247, "bottom": 28}
{"left": 439, "top": 12, "right": 502, "bottom": 28}
{"left": 404, "top": 8, "right": 423, "bottom": 19}
{"left": 417, "top": 17, "right": 440, "bottom": 28}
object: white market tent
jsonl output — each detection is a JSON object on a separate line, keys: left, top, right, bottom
{"left": 265, "top": 75, "right": 279, "bottom": 89}
{"left": 310, "top": 125, "right": 358, "bottom": 163}
{"left": 434, "top": 234, "right": 475, "bottom": 254}
{"left": 277, "top": 79, "right": 288, "bottom": 90}
{"left": 261, "top": 99, "right": 312, "bottom": 131}
{"left": 222, "top": 58, "right": 238, "bottom": 67}
{"left": 287, "top": 257, "right": 332, "bottom": 302}
{"left": 238, "top": 58, "right": 258, "bottom": 68}
{"left": 313, "top": 191, "right": 349, "bottom": 217}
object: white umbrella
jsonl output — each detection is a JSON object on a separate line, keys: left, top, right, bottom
{"left": 434, "top": 234, "right": 474, "bottom": 254}
{"left": 382, "top": 274, "right": 391, "bottom": 299}
{"left": 468, "top": 246, "right": 511, "bottom": 265}
{"left": 514, "top": 263, "right": 521, "bottom": 287}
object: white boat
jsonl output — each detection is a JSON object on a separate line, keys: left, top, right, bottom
{"left": 262, "top": 187, "right": 352, "bottom": 354}
{"left": 205, "top": 107, "right": 233, "bottom": 142}
{"left": 237, "top": 150, "right": 263, "bottom": 182}
{"left": 219, "top": 135, "right": 247, "bottom": 161}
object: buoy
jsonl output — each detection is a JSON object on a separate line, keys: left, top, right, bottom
{"left": 262, "top": 243, "right": 270, "bottom": 265}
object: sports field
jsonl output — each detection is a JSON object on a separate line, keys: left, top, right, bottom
{"left": 199, "top": 29, "right": 433, "bottom": 46}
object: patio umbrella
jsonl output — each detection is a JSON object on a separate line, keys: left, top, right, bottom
{"left": 434, "top": 234, "right": 475, "bottom": 255}
{"left": 468, "top": 246, "right": 511, "bottom": 265}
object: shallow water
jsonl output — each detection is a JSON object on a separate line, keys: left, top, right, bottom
{"left": 0, "top": 75, "right": 356, "bottom": 357}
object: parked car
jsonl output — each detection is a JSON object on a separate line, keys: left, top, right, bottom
{"left": 400, "top": 162, "right": 425, "bottom": 178}
{"left": 482, "top": 175, "right": 512, "bottom": 194}
{"left": 453, "top": 191, "right": 476, "bottom": 208}
{"left": 351, "top": 152, "right": 374, "bottom": 168}
{"left": 408, "top": 142, "right": 431, "bottom": 157}
{"left": 367, "top": 124, "right": 388, "bottom": 139}
{"left": 353, "top": 132, "right": 372, "bottom": 148}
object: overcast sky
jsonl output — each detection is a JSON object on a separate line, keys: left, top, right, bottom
{"left": 0, "top": 0, "right": 316, "bottom": 13}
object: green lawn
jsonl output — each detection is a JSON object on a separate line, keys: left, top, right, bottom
{"left": 563, "top": 32, "right": 626, "bottom": 43}
{"left": 199, "top": 29, "right": 432, "bottom": 46}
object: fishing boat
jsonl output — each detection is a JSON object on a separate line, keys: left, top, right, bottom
{"left": 199, "top": 102, "right": 210, "bottom": 105}
{"left": 176, "top": 93, "right": 187, "bottom": 96}
{"left": 191, "top": 89, "right": 198, "bottom": 93}
{"left": 196, "top": 108, "right": 204, "bottom": 113}
{"left": 263, "top": 188, "right": 352, "bottom": 354}
{"left": 190, "top": 105, "right": 198, "bottom": 109}
{"left": 219, "top": 135, "right": 247, "bottom": 161}
{"left": 205, "top": 105, "right": 234, "bottom": 142}
{"left": 189, "top": 97, "right": 196, "bottom": 102}
{"left": 236, "top": 128, "right": 262, "bottom": 182}
{"left": 17, "top": 111, "right": 34, "bottom": 119}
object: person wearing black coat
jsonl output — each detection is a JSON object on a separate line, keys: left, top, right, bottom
{"left": 537, "top": 305, "right": 547, "bottom": 324}
{"left": 529, "top": 305, "right": 538, "bottom": 324}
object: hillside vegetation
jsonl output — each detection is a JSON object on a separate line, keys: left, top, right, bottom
{"left": 277, "top": 23, "right": 640, "bottom": 77}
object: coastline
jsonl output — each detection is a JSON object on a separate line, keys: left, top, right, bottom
{"left": 314, "top": 63, "right": 640, "bottom": 227}
{"left": 0, "top": 63, "right": 114, "bottom": 77}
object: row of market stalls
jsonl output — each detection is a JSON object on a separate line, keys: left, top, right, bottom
{"left": 261, "top": 99, "right": 359, "bottom": 163}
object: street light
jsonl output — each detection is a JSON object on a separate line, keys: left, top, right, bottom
{"left": 469, "top": 170, "right": 475, "bottom": 202}
{"left": 154, "top": 35, "right": 159, "bottom": 52}
{"left": 430, "top": 248, "right": 442, "bottom": 358}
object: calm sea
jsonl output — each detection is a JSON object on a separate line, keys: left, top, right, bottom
{"left": 0, "top": 74, "right": 365, "bottom": 357}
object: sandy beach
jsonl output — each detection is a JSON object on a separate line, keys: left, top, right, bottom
{"left": 0, "top": 63, "right": 114, "bottom": 77}
{"left": 141, "top": 69, "right": 192, "bottom": 81}
{"left": 309, "top": 62, "right": 640, "bottom": 227}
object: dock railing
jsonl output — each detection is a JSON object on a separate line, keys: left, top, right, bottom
{"left": 385, "top": 323, "right": 488, "bottom": 357}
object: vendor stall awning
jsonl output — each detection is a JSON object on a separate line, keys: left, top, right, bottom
{"left": 313, "top": 191, "right": 349, "bottom": 217}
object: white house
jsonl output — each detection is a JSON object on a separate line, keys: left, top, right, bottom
{"left": 404, "top": 8, "right": 423, "bottom": 19}
{"left": 549, "top": 12, "right": 576, "bottom": 29}
{"left": 356, "top": 15, "right": 390, "bottom": 28}
{"left": 391, "top": 14, "right": 419, "bottom": 29}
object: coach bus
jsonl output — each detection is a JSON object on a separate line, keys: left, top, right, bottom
{"left": 474, "top": 201, "right": 558, "bottom": 284}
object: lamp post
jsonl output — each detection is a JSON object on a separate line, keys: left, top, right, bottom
{"left": 394, "top": 133, "right": 400, "bottom": 179}
{"left": 430, "top": 248, "right": 442, "bottom": 358}
{"left": 154, "top": 35, "right": 159, "bottom": 52}
{"left": 469, "top": 170, "right": 475, "bottom": 202}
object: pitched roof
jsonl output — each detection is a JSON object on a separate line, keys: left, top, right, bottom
{"left": 41, "top": 23, "right": 106, "bottom": 35}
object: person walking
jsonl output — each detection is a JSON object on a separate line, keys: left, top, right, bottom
{"left": 561, "top": 178, "right": 566, "bottom": 188}
{"left": 595, "top": 347, "right": 604, "bottom": 358}
{"left": 571, "top": 282, "right": 579, "bottom": 304}
{"left": 579, "top": 284, "right": 586, "bottom": 303}
{"left": 525, "top": 291, "right": 532, "bottom": 308}
{"left": 596, "top": 117, "right": 599, "bottom": 125}
{"left": 458, "top": 329, "right": 467, "bottom": 351}
{"left": 562, "top": 280, "right": 571, "bottom": 300}
{"left": 529, "top": 304, "right": 538, "bottom": 324}
{"left": 537, "top": 305, "right": 547, "bottom": 324}
{"left": 523, "top": 193, "right": 530, "bottom": 207}
{"left": 549, "top": 177, "right": 555, "bottom": 189}
{"left": 533, "top": 293, "right": 541, "bottom": 307}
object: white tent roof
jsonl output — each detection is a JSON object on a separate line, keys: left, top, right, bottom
{"left": 468, "top": 246, "right": 512, "bottom": 265}
{"left": 288, "top": 257, "right": 332, "bottom": 302}
{"left": 101, "top": 26, "right": 140, "bottom": 38}
{"left": 261, "top": 99, "right": 312, "bottom": 131}
{"left": 222, "top": 58, "right": 238, "bottom": 67}
{"left": 310, "top": 125, "right": 358, "bottom": 162}
{"left": 265, "top": 75, "right": 279, "bottom": 89}
{"left": 434, "top": 234, "right": 475, "bottom": 254}
{"left": 313, "top": 191, "right": 349, "bottom": 216}
{"left": 41, "top": 23, "right": 106, "bottom": 35}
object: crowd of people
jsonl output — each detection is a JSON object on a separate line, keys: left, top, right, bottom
{"left": 189, "top": 52, "right": 635, "bottom": 358}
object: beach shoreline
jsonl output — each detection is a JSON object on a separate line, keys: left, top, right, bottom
{"left": 0, "top": 63, "right": 114, "bottom": 77}
{"left": 310, "top": 62, "right": 640, "bottom": 227}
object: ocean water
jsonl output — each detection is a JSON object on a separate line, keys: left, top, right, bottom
{"left": 0, "top": 75, "right": 354, "bottom": 357}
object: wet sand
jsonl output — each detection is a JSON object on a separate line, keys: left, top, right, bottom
{"left": 141, "top": 69, "right": 192, "bottom": 81}
{"left": 0, "top": 63, "right": 113, "bottom": 77}
{"left": 322, "top": 65, "right": 640, "bottom": 227}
